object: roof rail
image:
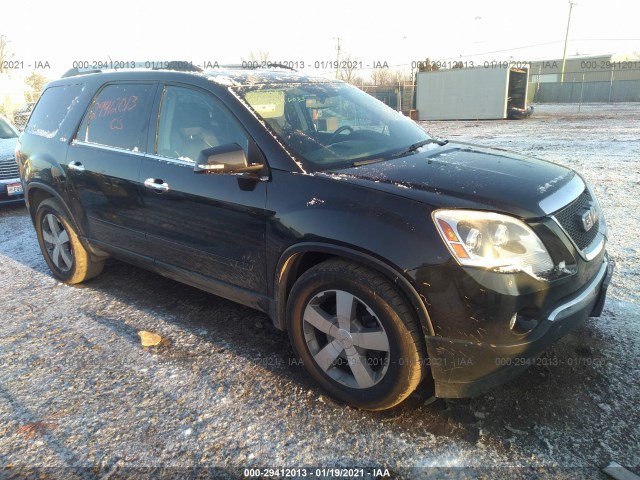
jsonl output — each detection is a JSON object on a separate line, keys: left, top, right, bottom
{"left": 60, "top": 61, "right": 203, "bottom": 78}
{"left": 218, "top": 63, "right": 297, "bottom": 72}
{"left": 216, "top": 64, "right": 247, "bottom": 70}
{"left": 61, "top": 68, "right": 102, "bottom": 78}
{"left": 155, "top": 61, "right": 203, "bottom": 72}
{"left": 263, "top": 63, "right": 296, "bottom": 71}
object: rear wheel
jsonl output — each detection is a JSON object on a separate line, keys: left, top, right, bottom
{"left": 287, "top": 259, "right": 428, "bottom": 410}
{"left": 35, "top": 198, "right": 104, "bottom": 284}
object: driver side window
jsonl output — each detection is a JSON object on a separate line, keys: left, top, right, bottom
{"left": 156, "top": 86, "right": 248, "bottom": 162}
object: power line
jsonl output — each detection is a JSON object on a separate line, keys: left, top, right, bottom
{"left": 311, "top": 38, "right": 640, "bottom": 77}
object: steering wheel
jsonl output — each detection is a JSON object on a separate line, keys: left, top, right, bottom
{"left": 329, "top": 125, "right": 354, "bottom": 143}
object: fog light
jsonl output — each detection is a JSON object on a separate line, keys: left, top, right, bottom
{"left": 509, "top": 313, "right": 539, "bottom": 334}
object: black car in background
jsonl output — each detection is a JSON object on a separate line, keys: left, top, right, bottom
{"left": 15, "top": 68, "right": 613, "bottom": 410}
{"left": 0, "top": 115, "right": 24, "bottom": 204}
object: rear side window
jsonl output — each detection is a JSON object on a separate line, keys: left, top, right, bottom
{"left": 76, "top": 83, "right": 155, "bottom": 152}
{"left": 26, "top": 84, "right": 85, "bottom": 138}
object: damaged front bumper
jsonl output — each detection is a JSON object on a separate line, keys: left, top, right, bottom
{"left": 425, "top": 254, "right": 614, "bottom": 398}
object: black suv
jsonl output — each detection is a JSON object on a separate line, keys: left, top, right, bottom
{"left": 16, "top": 68, "right": 613, "bottom": 410}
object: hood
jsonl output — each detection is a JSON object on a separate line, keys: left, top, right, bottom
{"left": 325, "top": 142, "right": 582, "bottom": 218}
{"left": 0, "top": 137, "right": 18, "bottom": 160}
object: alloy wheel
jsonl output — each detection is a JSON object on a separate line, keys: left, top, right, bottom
{"left": 41, "top": 213, "right": 74, "bottom": 272}
{"left": 302, "top": 289, "right": 391, "bottom": 389}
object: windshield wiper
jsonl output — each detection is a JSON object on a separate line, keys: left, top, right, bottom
{"left": 349, "top": 138, "right": 448, "bottom": 167}
{"left": 352, "top": 158, "right": 386, "bottom": 167}
{"left": 391, "top": 138, "right": 448, "bottom": 158}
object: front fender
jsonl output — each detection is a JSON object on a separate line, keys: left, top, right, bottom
{"left": 273, "top": 241, "right": 436, "bottom": 340}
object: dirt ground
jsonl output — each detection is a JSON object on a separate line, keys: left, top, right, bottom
{"left": 0, "top": 103, "right": 638, "bottom": 479}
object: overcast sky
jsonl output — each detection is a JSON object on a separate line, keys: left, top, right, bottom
{"left": 3, "top": 0, "right": 639, "bottom": 79}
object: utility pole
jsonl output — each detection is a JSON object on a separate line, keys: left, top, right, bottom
{"left": 335, "top": 37, "right": 341, "bottom": 79}
{"left": 560, "top": 0, "right": 577, "bottom": 83}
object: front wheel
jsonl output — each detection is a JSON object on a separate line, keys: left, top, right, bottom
{"left": 287, "top": 259, "right": 429, "bottom": 410}
{"left": 34, "top": 198, "right": 104, "bottom": 284}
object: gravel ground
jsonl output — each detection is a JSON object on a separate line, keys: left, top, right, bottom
{"left": 1, "top": 103, "right": 639, "bottom": 479}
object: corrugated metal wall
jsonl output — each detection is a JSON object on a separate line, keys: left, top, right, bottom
{"left": 531, "top": 80, "right": 640, "bottom": 103}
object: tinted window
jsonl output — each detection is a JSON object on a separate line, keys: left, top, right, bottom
{"left": 26, "top": 84, "right": 85, "bottom": 138}
{"left": 156, "top": 86, "right": 248, "bottom": 162}
{"left": 0, "top": 117, "right": 18, "bottom": 139}
{"left": 78, "top": 83, "right": 155, "bottom": 152}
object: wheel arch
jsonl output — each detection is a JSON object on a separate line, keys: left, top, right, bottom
{"left": 273, "top": 242, "right": 435, "bottom": 339}
{"left": 26, "top": 182, "right": 64, "bottom": 221}
{"left": 26, "top": 182, "right": 108, "bottom": 261}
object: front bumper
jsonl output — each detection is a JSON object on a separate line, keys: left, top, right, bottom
{"left": 427, "top": 255, "right": 614, "bottom": 398}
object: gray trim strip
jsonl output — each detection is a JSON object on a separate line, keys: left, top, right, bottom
{"left": 581, "top": 234, "right": 605, "bottom": 261}
{"left": 145, "top": 153, "right": 194, "bottom": 166}
{"left": 547, "top": 258, "right": 608, "bottom": 322}
{"left": 71, "top": 140, "right": 146, "bottom": 157}
{"left": 539, "top": 174, "right": 584, "bottom": 215}
{"left": 550, "top": 214, "right": 606, "bottom": 262}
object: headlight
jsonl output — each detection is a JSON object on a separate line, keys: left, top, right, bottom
{"left": 433, "top": 210, "right": 554, "bottom": 276}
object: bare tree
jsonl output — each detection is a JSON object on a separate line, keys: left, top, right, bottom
{"left": 392, "top": 70, "right": 412, "bottom": 86}
{"left": 25, "top": 72, "right": 48, "bottom": 94}
{"left": 370, "top": 68, "right": 393, "bottom": 86}
{"left": 338, "top": 53, "right": 361, "bottom": 84}
{"left": 247, "top": 51, "right": 270, "bottom": 65}
{"left": 0, "top": 35, "right": 14, "bottom": 74}
{"left": 350, "top": 74, "right": 365, "bottom": 86}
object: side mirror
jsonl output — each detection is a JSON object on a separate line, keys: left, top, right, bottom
{"left": 194, "top": 143, "right": 263, "bottom": 174}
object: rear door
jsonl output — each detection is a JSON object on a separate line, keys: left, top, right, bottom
{"left": 66, "top": 82, "right": 158, "bottom": 256}
{"left": 140, "top": 84, "right": 269, "bottom": 296}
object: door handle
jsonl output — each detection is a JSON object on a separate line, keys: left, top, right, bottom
{"left": 68, "top": 161, "right": 85, "bottom": 172}
{"left": 144, "top": 178, "right": 170, "bottom": 192}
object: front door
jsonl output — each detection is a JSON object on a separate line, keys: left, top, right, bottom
{"left": 140, "top": 85, "right": 269, "bottom": 296}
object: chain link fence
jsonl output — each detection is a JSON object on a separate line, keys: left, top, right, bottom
{"left": 359, "top": 85, "right": 415, "bottom": 112}
{"left": 0, "top": 90, "right": 40, "bottom": 131}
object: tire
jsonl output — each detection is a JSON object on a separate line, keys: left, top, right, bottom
{"left": 287, "top": 259, "right": 428, "bottom": 410}
{"left": 34, "top": 198, "right": 104, "bottom": 284}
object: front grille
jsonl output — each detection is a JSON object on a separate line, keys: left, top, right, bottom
{"left": 554, "top": 190, "right": 600, "bottom": 251}
{"left": 0, "top": 157, "right": 19, "bottom": 180}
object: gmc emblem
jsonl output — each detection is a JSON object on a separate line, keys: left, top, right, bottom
{"left": 580, "top": 204, "right": 598, "bottom": 232}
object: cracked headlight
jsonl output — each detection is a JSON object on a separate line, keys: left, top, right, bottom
{"left": 433, "top": 210, "right": 554, "bottom": 275}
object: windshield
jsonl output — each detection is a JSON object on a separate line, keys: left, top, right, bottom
{"left": 234, "top": 83, "right": 432, "bottom": 171}
{"left": 0, "top": 117, "right": 18, "bottom": 139}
